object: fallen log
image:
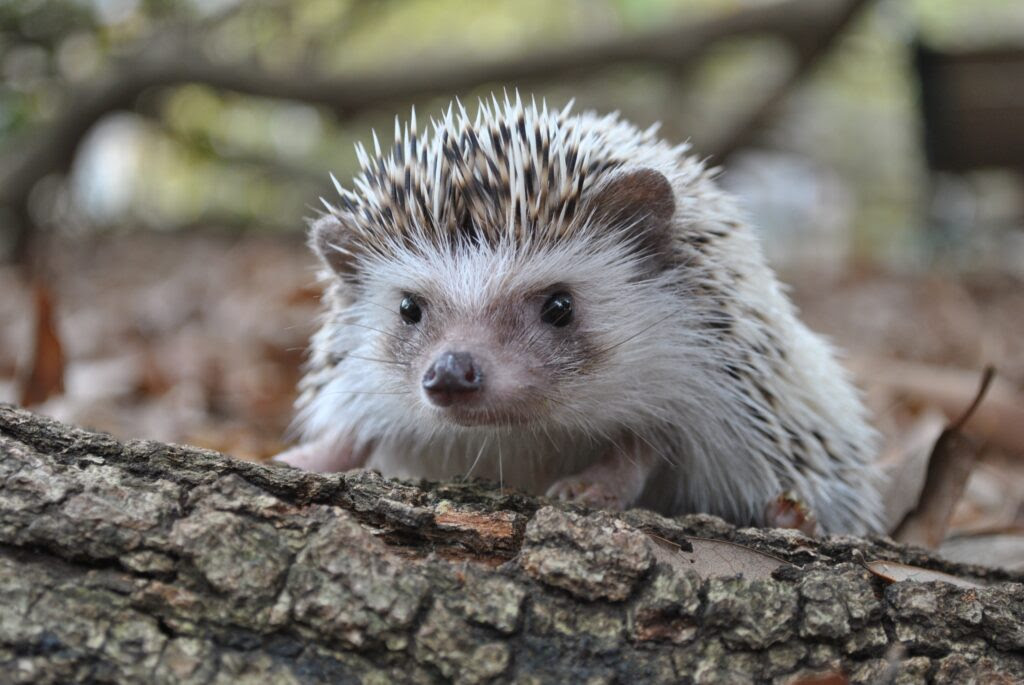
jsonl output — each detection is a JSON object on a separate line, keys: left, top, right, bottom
{"left": 1, "top": 404, "right": 1022, "bottom": 683}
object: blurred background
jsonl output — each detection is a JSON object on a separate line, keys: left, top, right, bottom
{"left": 0, "top": 0, "right": 1022, "bottom": 563}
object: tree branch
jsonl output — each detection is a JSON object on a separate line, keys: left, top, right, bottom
{"left": 705, "top": 0, "right": 871, "bottom": 160}
{"left": 1, "top": 404, "right": 1023, "bottom": 682}
{"left": 1, "top": 0, "right": 867, "bottom": 261}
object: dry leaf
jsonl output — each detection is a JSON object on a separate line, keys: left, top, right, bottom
{"left": 19, "top": 283, "right": 65, "bottom": 407}
{"left": 893, "top": 368, "right": 993, "bottom": 548}
{"left": 136, "top": 348, "right": 173, "bottom": 398}
{"left": 854, "top": 357, "right": 1024, "bottom": 455}
{"left": 648, "top": 534, "right": 786, "bottom": 580}
{"left": 939, "top": 532, "right": 1024, "bottom": 572}
{"left": 878, "top": 408, "right": 947, "bottom": 533}
{"left": 865, "top": 560, "right": 984, "bottom": 589}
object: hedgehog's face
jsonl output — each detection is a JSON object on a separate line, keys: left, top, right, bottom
{"left": 328, "top": 228, "right": 692, "bottom": 434}
{"left": 362, "top": 247, "right": 601, "bottom": 428}
{"left": 314, "top": 167, "right": 689, "bottom": 431}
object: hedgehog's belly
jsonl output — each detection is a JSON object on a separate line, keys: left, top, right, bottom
{"left": 367, "top": 429, "right": 607, "bottom": 495}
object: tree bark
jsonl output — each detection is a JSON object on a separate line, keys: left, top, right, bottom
{"left": 1, "top": 404, "right": 1022, "bottom": 684}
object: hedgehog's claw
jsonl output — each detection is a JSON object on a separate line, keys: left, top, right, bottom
{"left": 546, "top": 477, "right": 629, "bottom": 510}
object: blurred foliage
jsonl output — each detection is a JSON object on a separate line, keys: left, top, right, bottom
{"left": 1, "top": 0, "right": 1022, "bottom": 265}
{"left": 912, "top": 0, "right": 1024, "bottom": 47}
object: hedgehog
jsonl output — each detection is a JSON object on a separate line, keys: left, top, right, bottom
{"left": 275, "top": 93, "right": 883, "bottom": 536}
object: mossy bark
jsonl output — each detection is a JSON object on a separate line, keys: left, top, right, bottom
{"left": 1, "top": 404, "right": 1022, "bottom": 684}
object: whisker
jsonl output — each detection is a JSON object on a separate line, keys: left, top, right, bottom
{"left": 593, "top": 312, "right": 677, "bottom": 356}
{"left": 498, "top": 439, "right": 504, "bottom": 495}
{"left": 335, "top": 320, "right": 402, "bottom": 340}
{"left": 542, "top": 393, "right": 579, "bottom": 416}
{"left": 465, "top": 435, "right": 490, "bottom": 480}
{"left": 345, "top": 353, "right": 409, "bottom": 366}
{"left": 318, "top": 389, "right": 412, "bottom": 397}
{"left": 360, "top": 299, "right": 400, "bottom": 316}
{"left": 632, "top": 431, "right": 675, "bottom": 469}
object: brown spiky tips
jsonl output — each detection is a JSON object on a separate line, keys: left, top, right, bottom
{"left": 310, "top": 92, "right": 691, "bottom": 281}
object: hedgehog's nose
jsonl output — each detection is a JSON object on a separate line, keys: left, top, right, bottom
{"left": 422, "top": 351, "right": 482, "bottom": 406}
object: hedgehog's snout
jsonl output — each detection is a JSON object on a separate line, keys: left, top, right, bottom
{"left": 422, "top": 351, "right": 483, "bottom": 407}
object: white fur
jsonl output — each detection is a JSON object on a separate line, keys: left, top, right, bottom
{"left": 291, "top": 95, "right": 883, "bottom": 535}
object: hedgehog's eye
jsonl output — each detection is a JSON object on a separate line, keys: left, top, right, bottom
{"left": 400, "top": 295, "right": 423, "bottom": 324}
{"left": 540, "top": 292, "right": 573, "bottom": 327}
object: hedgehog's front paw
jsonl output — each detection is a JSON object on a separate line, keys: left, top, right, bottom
{"left": 272, "top": 437, "right": 369, "bottom": 473}
{"left": 545, "top": 436, "right": 660, "bottom": 511}
{"left": 546, "top": 476, "right": 629, "bottom": 510}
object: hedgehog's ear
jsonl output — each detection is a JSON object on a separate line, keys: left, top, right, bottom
{"left": 589, "top": 168, "right": 676, "bottom": 269}
{"left": 310, "top": 213, "right": 361, "bottom": 282}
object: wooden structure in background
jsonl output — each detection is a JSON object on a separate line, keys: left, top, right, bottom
{"left": 916, "top": 43, "right": 1024, "bottom": 173}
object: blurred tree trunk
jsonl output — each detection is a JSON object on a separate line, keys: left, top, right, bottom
{"left": 1, "top": 405, "right": 1022, "bottom": 683}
